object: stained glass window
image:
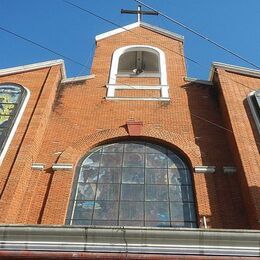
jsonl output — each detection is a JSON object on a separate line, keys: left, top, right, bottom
{"left": 66, "top": 141, "right": 197, "bottom": 228}
{"left": 247, "top": 90, "right": 260, "bottom": 134}
{"left": 0, "top": 84, "right": 26, "bottom": 155}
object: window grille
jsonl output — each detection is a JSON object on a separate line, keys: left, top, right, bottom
{"left": 66, "top": 141, "right": 197, "bottom": 228}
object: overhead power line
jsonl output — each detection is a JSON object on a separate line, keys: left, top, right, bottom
{"left": 0, "top": 25, "right": 88, "bottom": 69}
{"left": 61, "top": 1, "right": 260, "bottom": 146}
{"left": 62, "top": 0, "right": 201, "bottom": 67}
{"left": 0, "top": 1, "right": 258, "bottom": 145}
{"left": 62, "top": 1, "right": 258, "bottom": 93}
{"left": 134, "top": 0, "right": 260, "bottom": 70}
{"left": 63, "top": 0, "right": 123, "bottom": 30}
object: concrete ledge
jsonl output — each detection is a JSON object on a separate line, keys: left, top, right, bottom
{"left": 0, "top": 59, "right": 66, "bottom": 79}
{"left": 209, "top": 62, "right": 260, "bottom": 81}
{"left": 0, "top": 225, "right": 259, "bottom": 256}
{"left": 194, "top": 166, "right": 216, "bottom": 173}
{"left": 106, "top": 97, "right": 170, "bottom": 101}
{"left": 184, "top": 77, "right": 213, "bottom": 86}
{"left": 52, "top": 163, "right": 73, "bottom": 171}
{"left": 61, "top": 75, "right": 95, "bottom": 84}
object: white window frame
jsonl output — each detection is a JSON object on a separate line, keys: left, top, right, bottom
{"left": 247, "top": 90, "right": 260, "bottom": 134}
{"left": 107, "top": 45, "right": 169, "bottom": 100}
{"left": 0, "top": 84, "right": 30, "bottom": 165}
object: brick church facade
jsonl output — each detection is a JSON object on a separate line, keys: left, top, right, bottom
{"left": 0, "top": 21, "right": 259, "bottom": 258}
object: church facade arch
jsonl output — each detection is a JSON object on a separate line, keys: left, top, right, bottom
{"left": 66, "top": 139, "right": 197, "bottom": 228}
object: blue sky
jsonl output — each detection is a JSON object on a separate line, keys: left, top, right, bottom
{"left": 1, "top": 0, "right": 260, "bottom": 79}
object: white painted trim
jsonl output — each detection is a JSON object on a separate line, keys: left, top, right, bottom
{"left": 61, "top": 74, "right": 95, "bottom": 84}
{"left": 108, "top": 45, "right": 169, "bottom": 99}
{"left": 116, "top": 72, "right": 160, "bottom": 78}
{"left": 106, "top": 84, "right": 169, "bottom": 100}
{"left": 141, "top": 22, "right": 184, "bottom": 42}
{"left": 184, "top": 77, "right": 213, "bottom": 86}
{"left": 0, "top": 226, "right": 259, "bottom": 257}
{"left": 209, "top": 62, "right": 260, "bottom": 81}
{"left": 0, "top": 86, "right": 30, "bottom": 165}
{"left": 194, "top": 166, "right": 216, "bottom": 173}
{"left": 52, "top": 163, "right": 73, "bottom": 171}
{"left": 95, "top": 21, "right": 184, "bottom": 42}
{"left": 161, "top": 85, "right": 169, "bottom": 97}
{"left": 109, "top": 45, "right": 167, "bottom": 85}
{"left": 95, "top": 22, "right": 140, "bottom": 41}
{"left": 247, "top": 91, "right": 260, "bottom": 135}
{"left": 0, "top": 59, "right": 97, "bottom": 85}
{"left": 31, "top": 163, "right": 45, "bottom": 171}
{"left": 0, "top": 59, "right": 66, "bottom": 79}
{"left": 106, "top": 97, "right": 170, "bottom": 101}
{"left": 107, "top": 84, "right": 164, "bottom": 90}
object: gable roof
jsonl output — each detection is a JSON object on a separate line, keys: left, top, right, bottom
{"left": 95, "top": 21, "right": 184, "bottom": 42}
{"left": 209, "top": 62, "right": 260, "bottom": 81}
{"left": 0, "top": 59, "right": 95, "bottom": 83}
{"left": 0, "top": 59, "right": 67, "bottom": 79}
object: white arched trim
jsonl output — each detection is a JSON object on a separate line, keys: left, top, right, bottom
{"left": 247, "top": 90, "right": 260, "bottom": 135}
{"left": 107, "top": 45, "right": 169, "bottom": 100}
{"left": 0, "top": 84, "right": 30, "bottom": 165}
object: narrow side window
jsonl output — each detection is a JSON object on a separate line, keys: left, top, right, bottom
{"left": 0, "top": 84, "right": 27, "bottom": 161}
{"left": 247, "top": 90, "right": 260, "bottom": 134}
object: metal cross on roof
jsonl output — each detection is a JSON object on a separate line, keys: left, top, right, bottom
{"left": 121, "top": 5, "right": 158, "bottom": 22}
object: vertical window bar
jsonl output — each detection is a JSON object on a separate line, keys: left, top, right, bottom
{"left": 67, "top": 141, "right": 197, "bottom": 228}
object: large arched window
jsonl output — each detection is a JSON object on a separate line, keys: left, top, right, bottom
{"left": 247, "top": 89, "right": 260, "bottom": 134}
{"left": 66, "top": 141, "right": 197, "bottom": 228}
{"left": 0, "top": 84, "right": 28, "bottom": 163}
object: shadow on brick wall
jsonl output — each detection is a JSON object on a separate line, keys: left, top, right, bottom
{"left": 248, "top": 186, "right": 260, "bottom": 229}
{"left": 183, "top": 82, "right": 249, "bottom": 229}
{"left": 243, "top": 99, "right": 260, "bottom": 153}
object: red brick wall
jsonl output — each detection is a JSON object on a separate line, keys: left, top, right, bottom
{"left": 214, "top": 69, "right": 260, "bottom": 229}
{"left": 116, "top": 77, "right": 160, "bottom": 85}
{"left": 116, "top": 89, "right": 161, "bottom": 98}
{"left": 0, "top": 26, "right": 252, "bottom": 228}
{"left": 0, "top": 65, "right": 62, "bottom": 223}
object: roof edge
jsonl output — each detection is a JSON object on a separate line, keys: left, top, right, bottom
{"left": 95, "top": 21, "right": 184, "bottom": 42}
{"left": 61, "top": 74, "right": 95, "bottom": 84}
{"left": 0, "top": 59, "right": 67, "bottom": 79}
{"left": 209, "top": 62, "right": 260, "bottom": 81}
{"left": 141, "top": 22, "right": 184, "bottom": 42}
{"left": 185, "top": 77, "right": 213, "bottom": 86}
{"left": 0, "top": 225, "right": 259, "bottom": 257}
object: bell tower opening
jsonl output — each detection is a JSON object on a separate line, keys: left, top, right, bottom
{"left": 107, "top": 45, "right": 169, "bottom": 100}
{"left": 118, "top": 50, "right": 159, "bottom": 76}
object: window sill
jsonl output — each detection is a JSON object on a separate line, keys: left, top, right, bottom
{"left": 106, "top": 84, "right": 169, "bottom": 99}
{"left": 106, "top": 97, "right": 170, "bottom": 101}
{"left": 116, "top": 73, "right": 160, "bottom": 78}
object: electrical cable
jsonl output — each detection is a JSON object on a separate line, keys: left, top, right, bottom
{"left": 61, "top": 1, "right": 258, "bottom": 93}
{"left": 62, "top": 0, "right": 201, "bottom": 67}
{"left": 61, "top": 1, "right": 260, "bottom": 145}
{"left": 0, "top": 1, "right": 258, "bottom": 145}
{"left": 134, "top": 0, "right": 260, "bottom": 70}
{"left": 0, "top": 25, "right": 89, "bottom": 69}
{"left": 67, "top": 42, "right": 96, "bottom": 81}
